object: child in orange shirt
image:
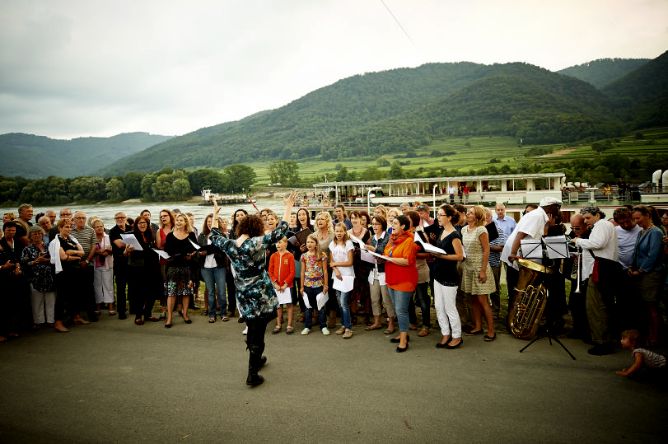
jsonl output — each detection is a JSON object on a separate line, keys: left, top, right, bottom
{"left": 269, "top": 237, "right": 296, "bottom": 334}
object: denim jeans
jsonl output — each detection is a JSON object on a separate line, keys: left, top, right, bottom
{"left": 303, "top": 286, "right": 327, "bottom": 329}
{"left": 414, "top": 282, "right": 431, "bottom": 328}
{"left": 387, "top": 287, "right": 411, "bottom": 332}
{"left": 201, "top": 266, "right": 227, "bottom": 317}
{"left": 336, "top": 290, "right": 352, "bottom": 329}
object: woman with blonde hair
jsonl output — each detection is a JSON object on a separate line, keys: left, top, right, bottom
{"left": 163, "top": 213, "right": 198, "bottom": 328}
{"left": 461, "top": 205, "right": 496, "bottom": 341}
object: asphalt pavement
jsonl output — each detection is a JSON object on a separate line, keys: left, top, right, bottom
{"left": 0, "top": 313, "right": 666, "bottom": 443}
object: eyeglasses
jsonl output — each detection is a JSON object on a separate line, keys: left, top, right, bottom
{"left": 115, "top": 216, "right": 126, "bottom": 220}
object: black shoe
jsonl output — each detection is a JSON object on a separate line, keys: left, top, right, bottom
{"left": 588, "top": 344, "right": 614, "bottom": 356}
{"left": 390, "top": 335, "right": 409, "bottom": 344}
{"left": 246, "top": 373, "right": 264, "bottom": 387}
{"left": 445, "top": 338, "right": 463, "bottom": 349}
{"left": 238, "top": 316, "right": 246, "bottom": 324}
{"left": 164, "top": 323, "right": 172, "bottom": 329}
{"left": 395, "top": 343, "right": 409, "bottom": 353}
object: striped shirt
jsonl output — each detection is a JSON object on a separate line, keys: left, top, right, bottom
{"left": 71, "top": 226, "right": 96, "bottom": 256}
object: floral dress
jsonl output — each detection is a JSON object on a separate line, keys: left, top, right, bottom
{"left": 210, "top": 221, "right": 289, "bottom": 320}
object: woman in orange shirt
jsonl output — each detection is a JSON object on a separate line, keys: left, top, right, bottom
{"left": 383, "top": 214, "right": 418, "bottom": 352}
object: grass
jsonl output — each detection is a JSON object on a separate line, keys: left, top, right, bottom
{"left": 213, "top": 127, "right": 668, "bottom": 186}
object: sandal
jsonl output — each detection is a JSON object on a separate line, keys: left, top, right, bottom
{"left": 418, "top": 327, "right": 430, "bottom": 337}
{"left": 365, "top": 324, "right": 382, "bottom": 331}
{"left": 483, "top": 333, "right": 497, "bottom": 342}
{"left": 286, "top": 326, "right": 294, "bottom": 335}
{"left": 272, "top": 325, "right": 282, "bottom": 334}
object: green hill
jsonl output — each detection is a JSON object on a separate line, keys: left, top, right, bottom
{"left": 0, "top": 132, "right": 172, "bottom": 178}
{"left": 603, "top": 50, "right": 668, "bottom": 129}
{"left": 558, "top": 58, "right": 649, "bottom": 89}
{"left": 100, "top": 61, "right": 623, "bottom": 175}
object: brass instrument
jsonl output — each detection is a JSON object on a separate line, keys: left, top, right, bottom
{"left": 508, "top": 258, "right": 553, "bottom": 340}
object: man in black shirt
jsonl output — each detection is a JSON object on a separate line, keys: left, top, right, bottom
{"left": 109, "top": 212, "right": 131, "bottom": 320}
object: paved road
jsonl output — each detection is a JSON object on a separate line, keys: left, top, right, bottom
{"left": 0, "top": 314, "right": 666, "bottom": 443}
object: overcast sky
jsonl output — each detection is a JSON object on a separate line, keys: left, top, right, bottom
{"left": 1, "top": 0, "right": 667, "bottom": 139}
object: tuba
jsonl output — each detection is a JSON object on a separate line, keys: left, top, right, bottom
{"left": 508, "top": 258, "right": 553, "bottom": 340}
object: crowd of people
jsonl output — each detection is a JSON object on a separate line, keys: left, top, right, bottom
{"left": 1, "top": 198, "right": 666, "bottom": 383}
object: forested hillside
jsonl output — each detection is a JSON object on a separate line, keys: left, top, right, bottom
{"left": 0, "top": 132, "right": 172, "bottom": 178}
{"left": 603, "top": 50, "right": 668, "bottom": 129}
{"left": 558, "top": 58, "right": 649, "bottom": 89}
{"left": 100, "top": 61, "right": 624, "bottom": 175}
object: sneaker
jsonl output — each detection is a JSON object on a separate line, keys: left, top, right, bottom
{"left": 301, "top": 328, "right": 310, "bottom": 335}
{"left": 242, "top": 326, "right": 248, "bottom": 335}
{"left": 321, "top": 327, "right": 330, "bottom": 336}
{"left": 342, "top": 329, "right": 353, "bottom": 339}
{"left": 335, "top": 326, "right": 345, "bottom": 335}
{"left": 208, "top": 317, "right": 216, "bottom": 323}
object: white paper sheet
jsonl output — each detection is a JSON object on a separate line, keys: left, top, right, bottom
{"left": 361, "top": 249, "right": 377, "bottom": 264}
{"left": 152, "top": 248, "right": 170, "bottom": 259}
{"left": 332, "top": 275, "right": 354, "bottom": 292}
{"left": 189, "top": 239, "right": 201, "bottom": 250}
{"left": 415, "top": 237, "right": 447, "bottom": 255}
{"left": 544, "top": 235, "right": 569, "bottom": 259}
{"left": 276, "top": 288, "right": 292, "bottom": 305}
{"left": 121, "top": 233, "right": 143, "bottom": 251}
{"left": 316, "top": 292, "right": 328, "bottom": 310}
{"left": 302, "top": 292, "right": 311, "bottom": 309}
{"left": 349, "top": 234, "right": 367, "bottom": 250}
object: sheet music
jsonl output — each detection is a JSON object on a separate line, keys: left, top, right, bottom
{"left": 414, "top": 236, "right": 446, "bottom": 255}
{"left": 316, "top": 292, "right": 328, "bottom": 310}
{"left": 276, "top": 288, "right": 292, "bottom": 305}
{"left": 302, "top": 292, "right": 311, "bottom": 309}
{"left": 189, "top": 239, "right": 201, "bottom": 250}
{"left": 121, "top": 233, "right": 144, "bottom": 251}
{"left": 152, "top": 248, "right": 170, "bottom": 259}
{"left": 332, "top": 275, "right": 354, "bottom": 292}
{"left": 544, "top": 235, "right": 569, "bottom": 259}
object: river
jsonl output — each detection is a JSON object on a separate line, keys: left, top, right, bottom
{"left": 1, "top": 199, "right": 286, "bottom": 230}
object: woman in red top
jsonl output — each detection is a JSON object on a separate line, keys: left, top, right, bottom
{"left": 383, "top": 214, "right": 418, "bottom": 352}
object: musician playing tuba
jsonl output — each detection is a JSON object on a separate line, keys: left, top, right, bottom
{"left": 500, "top": 197, "right": 562, "bottom": 322}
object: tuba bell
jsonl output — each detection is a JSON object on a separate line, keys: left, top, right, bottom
{"left": 508, "top": 258, "right": 553, "bottom": 340}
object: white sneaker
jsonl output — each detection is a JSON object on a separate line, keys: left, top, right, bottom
{"left": 321, "top": 327, "right": 330, "bottom": 336}
{"left": 242, "top": 326, "right": 248, "bottom": 335}
{"left": 301, "top": 328, "right": 310, "bottom": 335}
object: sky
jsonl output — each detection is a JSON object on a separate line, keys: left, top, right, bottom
{"left": 1, "top": 0, "right": 667, "bottom": 140}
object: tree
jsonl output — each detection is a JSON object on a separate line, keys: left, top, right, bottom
{"left": 106, "top": 178, "right": 126, "bottom": 201}
{"left": 223, "top": 164, "right": 256, "bottom": 193}
{"left": 69, "top": 176, "right": 106, "bottom": 202}
{"left": 388, "top": 161, "right": 404, "bottom": 179}
{"left": 188, "top": 169, "right": 227, "bottom": 194}
{"left": 171, "top": 178, "right": 193, "bottom": 200}
{"left": 122, "top": 172, "right": 144, "bottom": 198}
{"left": 140, "top": 174, "right": 157, "bottom": 201}
{"left": 268, "top": 160, "right": 300, "bottom": 186}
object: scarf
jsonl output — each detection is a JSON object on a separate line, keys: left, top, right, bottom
{"left": 48, "top": 235, "right": 81, "bottom": 274}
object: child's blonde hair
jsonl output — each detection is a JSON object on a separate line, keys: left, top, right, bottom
{"left": 305, "top": 233, "right": 323, "bottom": 261}
{"left": 621, "top": 329, "right": 640, "bottom": 345}
{"left": 333, "top": 222, "right": 350, "bottom": 244}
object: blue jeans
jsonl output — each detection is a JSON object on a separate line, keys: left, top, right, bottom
{"left": 201, "top": 266, "right": 227, "bottom": 317}
{"left": 303, "top": 286, "right": 327, "bottom": 329}
{"left": 388, "top": 287, "right": 411, "bottom": 332}
{"left": 336, "top": 290, "right": 352, "bottom": 329}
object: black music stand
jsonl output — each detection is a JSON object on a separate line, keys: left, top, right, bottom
{"left": 518, "top": 237, "right": 576, "bottom": 360}
{"left": 519, "top": 315, "right": 576, "bottom": 360}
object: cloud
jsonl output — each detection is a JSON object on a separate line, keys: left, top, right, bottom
{"left": 0, "top": 0, "right": 666, "bottom": 139}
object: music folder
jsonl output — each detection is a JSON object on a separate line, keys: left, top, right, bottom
{"left": 519, "top": 239, "right": 543, "bottom": 259}
{"left": 543, "top": 235, "right": 569, "bottom": 259}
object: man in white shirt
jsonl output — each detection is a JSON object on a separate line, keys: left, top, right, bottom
{"left": 501, "top": 197, "right": 562, "bottom": 324}
{"left": 573, "top": 206, "right": 620, "bottom": 356}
